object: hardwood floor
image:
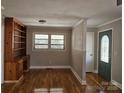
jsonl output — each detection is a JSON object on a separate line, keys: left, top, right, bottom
{"left": 86, "top": 73, "right": 122, "bottom": 93}
{"left": 2, "top": 69, "right": 122, "bottom": 93}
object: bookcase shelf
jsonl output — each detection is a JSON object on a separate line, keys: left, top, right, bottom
{"left": 14, "top": 35, "right": 26, "bottom": 38}
{"left": 14, "top": 48, "right": 25, "bottom": 51}
{"left": 14, "top": 28, "right": 26, "bottom": 33}
{"left": 4, "top": 17, "right": 29, "bottom": 82}
{"left": 14, "top": 42, "right": 25, "bottom": 44}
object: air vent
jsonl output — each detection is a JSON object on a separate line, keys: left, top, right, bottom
{"left": 117, "top": 0, "right": 122, "bottom": 6}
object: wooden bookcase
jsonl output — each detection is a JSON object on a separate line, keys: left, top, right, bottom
{"left": 4, "top": 17, "right": 29, "bottom": 82}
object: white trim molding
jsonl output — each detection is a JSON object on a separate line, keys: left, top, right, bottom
{"left": 4, "top": 75, "right": 24, "bottom": 83}
{"left": 70, "top": 67, "right": 82, "bottom": 84}
{"left": 73, "top": 18, "right": 84, "bottom": 28}
{"left": 111, "top": 80, "right": 122, "bottom": 89}
{"left": 70, "top": 67, "right": 86, "bottom": 85}
{"left": 82, "top": 80, "right": 87, "bottom": 85}
{"left": 4, "top": 80, "right": 19, "bottom": 83}
{"left": 97, "top": 17, "right": 122, "bottom": 27}
{"left": 30, "top": 66, "right": 71, "bottom": 69}
{"left": 94, "top": 70, "right": 98, "bottom": 74}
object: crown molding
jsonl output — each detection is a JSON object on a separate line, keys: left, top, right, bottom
{"left": 73, "top": 18, "right": 85, "bottom": 28}
{"left": 97, "top": 17, "right": 122, "bottom": 27}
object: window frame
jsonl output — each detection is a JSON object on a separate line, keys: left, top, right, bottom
{"left": 32, "top": 32, "right": 66, "bottom": 51}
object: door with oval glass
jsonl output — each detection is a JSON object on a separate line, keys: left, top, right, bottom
{"left": 98, "top": 30, "right": 112, "bottom": 81}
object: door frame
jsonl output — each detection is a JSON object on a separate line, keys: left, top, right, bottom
{"left": 96, "top": 28, "right": 113, "bottom": 81}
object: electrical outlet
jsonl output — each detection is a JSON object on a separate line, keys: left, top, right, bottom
{"left": 49, "top": 60, "right": 52, "bottom": 65}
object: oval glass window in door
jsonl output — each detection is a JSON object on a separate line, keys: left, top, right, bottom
{"left": 100, "top": 35, "right": 109, "bottom": 63}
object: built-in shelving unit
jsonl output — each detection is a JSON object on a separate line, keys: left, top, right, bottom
{"left": 4, "top": 17, "right": 30, "bottom": 82}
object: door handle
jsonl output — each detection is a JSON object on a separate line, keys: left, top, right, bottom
{"left": 90, "top": 54, "right": 93, "bottom": 56}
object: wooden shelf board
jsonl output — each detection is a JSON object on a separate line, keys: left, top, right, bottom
{"left": 14, "top": 42, "right": 25, "bottom": 44}
{"left": 14, "top": 48, "right": 25, "bottom": 51}
{"left": 14, "top": 35, "right": 26, "bottom": 38}
{"left": 14, "top": 28, "right": 26, "bottom": 33}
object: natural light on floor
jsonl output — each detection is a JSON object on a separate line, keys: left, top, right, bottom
{"left": 34, "top": 88, "right": 64, "bottom": 93}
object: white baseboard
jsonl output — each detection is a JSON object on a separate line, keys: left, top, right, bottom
{"left": 93, "top": 70, "right": 122, "bottom": 89}
{"left": 70, "top": 67, "right": 86, "bottom": 85}
{"left": 4, "top": 80, "right": 19, "bottom": 83}
{"left": 70, "top": 67, "right": 82, "bottom": 84}
{"left": 94, "top": 70, "right": 98, "bottom": 74}
{"left": 30, "top": 66, "right": 71, "bottom": 69}
{"left": 111, "top": 80, "right": 122, "bottom": 89}
{"left": 4, "top": 75, "right": 24, "bottom": 83}
{"left": 82, "top": 80, "right": 87, "bottom": 85}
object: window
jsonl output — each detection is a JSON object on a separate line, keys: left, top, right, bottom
{"left": 33, "top": 33, "right": 65, "bottom": 50}
{"left": 100, "top": 35, "right": 109, "bottom": 63}
{"left": 51, "top": 35, "right": 64, "bottom": 49}
{"left": 34, "top": 34, "right": 48, "bottom": 49}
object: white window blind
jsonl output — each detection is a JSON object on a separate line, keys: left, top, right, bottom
{"left": 34, "top": 34, "right": 48, "bottom": 49}
{"left": 51, "top": 35, "right": 64, "bottom": 49}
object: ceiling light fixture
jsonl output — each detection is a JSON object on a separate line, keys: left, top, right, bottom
{"left": 38, "top": 19, "right": 46, "bottom": 23}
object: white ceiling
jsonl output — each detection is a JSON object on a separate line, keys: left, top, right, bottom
{"left": 2, "top": 0, "right": 122, "bottom": 27}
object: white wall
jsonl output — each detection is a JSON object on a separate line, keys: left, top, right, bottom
{"left": 27, "top": 26, "right": 72, "bottom": 67}
{"left": 71, "top": 20, "right": 87, "bottom": 83}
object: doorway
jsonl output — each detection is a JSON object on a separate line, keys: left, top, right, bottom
{"left": 86, "top": 32, "right": 94, "bottom": 72}
{"left": 98, "top": 29, "right": 112, "bottom": 81}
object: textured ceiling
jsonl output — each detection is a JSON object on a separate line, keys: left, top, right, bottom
{"left": 2, "top": 0, "right": 122, "bottom": 27}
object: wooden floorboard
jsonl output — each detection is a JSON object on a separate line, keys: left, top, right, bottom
{"left": 2, "top": 69, "right": 122, "bottom": 93}
{"left": 86, "top": 73, "right": 122, "bottom": 93}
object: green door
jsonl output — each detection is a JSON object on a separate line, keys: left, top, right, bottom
{"left": 98, "top": 30, "right": 112, "bottom": 81}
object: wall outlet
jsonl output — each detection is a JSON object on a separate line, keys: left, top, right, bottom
{"left": 49, "top": 60, "right": 52, "bottom": 65}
